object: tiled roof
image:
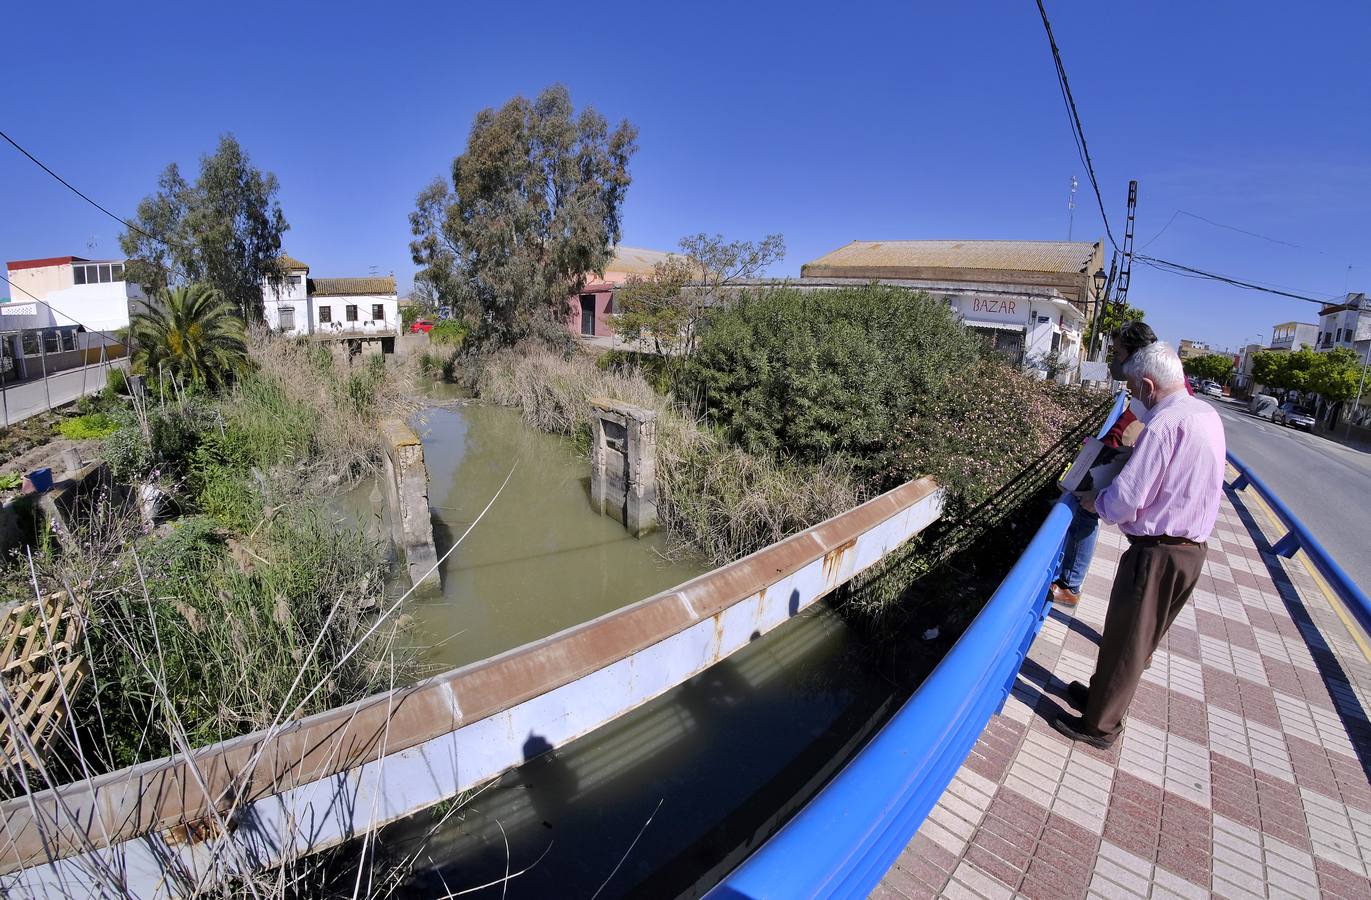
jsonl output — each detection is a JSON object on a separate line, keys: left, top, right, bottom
{"left": 278, "top": 255, "right": 310, "bottom": 271}
{"left": 802, "top": 240, "right": 1099, "bottom": 275}
{"left": 309, "top": 276, "right": 396, "bottom": 297}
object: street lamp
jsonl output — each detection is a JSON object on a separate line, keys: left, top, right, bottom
{"left": 1088, "top": 268, "right": 1108, "bottom": 362}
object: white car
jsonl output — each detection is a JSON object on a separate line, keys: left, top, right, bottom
{"left": 1201, "top": 381, "right": 1223, "bottom": 397}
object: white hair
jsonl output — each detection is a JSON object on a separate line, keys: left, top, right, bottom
{"left": 1123, "top": 341, "right": 1186, "bottom": 389}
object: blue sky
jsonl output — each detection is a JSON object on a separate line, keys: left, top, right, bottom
{"left": 3, "top": 0, "right": 1368, "bottom": 351}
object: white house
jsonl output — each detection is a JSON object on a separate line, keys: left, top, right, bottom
{"left": 2, "top": 255, "right": 140, "bottom": 381}
{"left": 1316, "top": 293, "right": 1371, "bottom": 359}
{"left": 261, "top": 256, "right": 399, "bottom": 353}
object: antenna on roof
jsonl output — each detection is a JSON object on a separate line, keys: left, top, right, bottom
{"left": 1067, "top": 176, "right": 1078, "bottom": 242}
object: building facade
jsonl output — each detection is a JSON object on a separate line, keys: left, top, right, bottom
{"left": 563, "top": 246, "right": 676, "bottom": 341}
{"left": 1, "top": 256, "right": 138, "bottom": 381}
{"left": 1316, "top": 293, "right": 1371, "bottom": 358}
{"left": 1269, "top": 321, "right": 1319, "bottom": 353}
{"left": 798, "top": 240, "right": 1100, "bottom": 380}
{"left": 261, "top": 256, "right": 399, "bottom": 353}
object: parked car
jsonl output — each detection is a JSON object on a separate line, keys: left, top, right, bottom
{"left": 1201, "top": 381, "right": 1223, "bottom": 397}
{"left": 410, "top": 319, "right": 435, "bottom": 334}
{"left": 1273, "top": 403, "right": 1316, "bottom": 430}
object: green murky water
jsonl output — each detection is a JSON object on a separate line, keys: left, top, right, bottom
{"left": 406, "top": 403, "right": 705, "bottom": 671}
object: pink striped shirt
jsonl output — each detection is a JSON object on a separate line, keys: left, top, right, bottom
{"left": 1094, "top": 392, "right": 1227, "bottom": 543}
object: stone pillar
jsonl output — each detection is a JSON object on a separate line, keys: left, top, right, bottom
{"left": 589, "top": 398, "right": 658, "bottom": 537}
{"left": 380, "top": 419, "right": 440, "bottom": 592}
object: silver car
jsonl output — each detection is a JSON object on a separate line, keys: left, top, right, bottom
{"left": 1273, "top": 403, "right": 1316, "bottom": 430}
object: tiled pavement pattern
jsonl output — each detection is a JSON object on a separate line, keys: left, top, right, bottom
{"left": 875, "top": 474, "right": 1371, "bottom": 899}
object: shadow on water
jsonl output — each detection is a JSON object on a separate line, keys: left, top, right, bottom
{"left": 367, "top": 602, "right": 914, "bottom": 899}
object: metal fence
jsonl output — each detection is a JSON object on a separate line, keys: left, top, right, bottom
{"left": 1227, "top": 452, "right": 1371, "bottom": 636}
{"left": 710, "top": 389, "right": 1129, "bottom": 899}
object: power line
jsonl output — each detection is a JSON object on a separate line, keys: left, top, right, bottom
{"left": 1135, "top": 255, "right": 1343, "bottom": 306}
{"left": 1033, "top": 0, "right": 1119, "bottom": 253}
{"left": 0, "top": 127, "right": 183, "bottom": 252}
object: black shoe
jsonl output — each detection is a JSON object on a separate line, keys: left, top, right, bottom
{"left": 1051, "top": 712, "right": 1116, "bottom": 749}
{"left": 1067, "top": 680, "right": 1089, "bottom": 709}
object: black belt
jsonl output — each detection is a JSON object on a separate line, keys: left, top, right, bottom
{"left": 1127, "top": 534, "right": 1203, "bottom": 548}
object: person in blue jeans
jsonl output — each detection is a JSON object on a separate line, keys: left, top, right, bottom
{"left": 1049, "top": 321, "right": 1156, "bottom": 607}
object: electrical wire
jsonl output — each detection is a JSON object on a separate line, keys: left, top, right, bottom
{"left": 0, "top": 127, "right": 186, "bottom": 252}
{"left": 1135, "top": 255, "right": 1344, "bottom": 306}
{"left": 1033, "top": 0, "right": 1119, "bottom": 253}
{"left": 1, "top": 271, "right": 127, "bottom": 343}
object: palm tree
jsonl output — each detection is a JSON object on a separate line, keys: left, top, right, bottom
{"left": 131, "top": 283, "right": 248, "bottom": 390}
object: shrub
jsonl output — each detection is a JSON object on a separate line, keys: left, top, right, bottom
{"left": 874, "top": 358, "right": 1107, "bottom": 514}
{"left": 428, "top": 320, "right": 469, "bottom": 347}
{"left": 684, "top": 285, "right": 978, "bottom": 473}
{"left": 58, "top": 412, "right": 120, "bottom": 441}
{"left": 104, "top": 366, "right": 128, "bottom": 402}
{"left": 0, "top": 472, "right": 21, "bottom": 491}
{"left": 596, "top": 349, "right": 672, "bottom": 394}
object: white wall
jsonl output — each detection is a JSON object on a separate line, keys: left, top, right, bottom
{"left": 313, "top": 295, "right": 398, "bottom": 333}
{"left": 42, "top": 282, "right": 141, "bottom": 333}
{"left": 4, "top": 263, "right": 74, "bottom": 304}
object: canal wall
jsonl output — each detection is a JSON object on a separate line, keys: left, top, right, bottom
{"left": 0, "top": 477, "right": 944, "bottom": 898}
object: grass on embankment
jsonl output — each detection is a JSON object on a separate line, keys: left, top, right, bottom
{"left": 1, "top": 335, "right": 418, "bottom": 796}
{"left": 476, "top": 345, "right": 861, "bottom": 566}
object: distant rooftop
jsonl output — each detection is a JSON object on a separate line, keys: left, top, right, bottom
{"left": 7, "top": 256, "right": 91, "bottom": 271}
{"left": 803, "top": 240, "right": 1100, "bottom": 276}
{"left": 279, "top": 255, "right": 310, "bottom": 271}
{"left": 310, "top": 276, "right": 396, "bottom": 297}
{"left": 602, "top": 246, "right": 676, "bottom": 277}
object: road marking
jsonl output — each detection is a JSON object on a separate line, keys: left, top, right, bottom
{"left": 1230, "top": 474, "right": 1371, "bottom": 665}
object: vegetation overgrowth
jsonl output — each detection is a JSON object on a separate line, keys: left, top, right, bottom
{"left": 2, "top": 331, "right": 416, "bottom": 804}
{"left": 472, "top": 283, "right": 1107, "bottom": 619}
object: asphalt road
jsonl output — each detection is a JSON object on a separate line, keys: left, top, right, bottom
{"left": 1201, "top": 395, "right": 1371, "bottom": 592}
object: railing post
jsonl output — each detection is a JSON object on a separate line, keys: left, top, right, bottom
{"left": 1272, "top": 532, "right": 1300, "bottom": 559}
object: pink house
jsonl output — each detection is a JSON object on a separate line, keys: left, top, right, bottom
{"left": 565, "top": 246, "right": 675, "bottom": 341}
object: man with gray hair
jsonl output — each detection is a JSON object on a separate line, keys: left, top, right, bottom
{"left": 1053, "top": 341, "right": 1226, "bottom": 748}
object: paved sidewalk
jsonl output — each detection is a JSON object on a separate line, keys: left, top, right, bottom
{"left": 0, "top": 359, "right": 127, "bottom": 427}
{"left": 875, "top": 470, "right": 1371, "bottom": 899}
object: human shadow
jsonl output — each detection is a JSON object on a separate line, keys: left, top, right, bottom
{"left": 1226, "top": 483, "right": 1371, "bottom": 781}
{"left": 1047, "top": 606, "right": 1103, "bottom": 645}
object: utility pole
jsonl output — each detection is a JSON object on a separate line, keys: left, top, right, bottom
{"left": 1114, "top": 180, "right": 1138, "bottom": 307}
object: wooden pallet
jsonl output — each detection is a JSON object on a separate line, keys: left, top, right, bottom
{"left": 0, "top": 591, "right": 87, "bottom": 775}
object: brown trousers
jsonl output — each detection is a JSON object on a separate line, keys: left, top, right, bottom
{"left": 1084, "top": 540, "right": 1207, "bottom": 740}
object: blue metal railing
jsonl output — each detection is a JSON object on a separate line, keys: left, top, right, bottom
{"left": 1227, "top": 452, "right": 1371, "bottom": 637}
{"left": 710, "top": 390, "right": 1129, "bottom": 899}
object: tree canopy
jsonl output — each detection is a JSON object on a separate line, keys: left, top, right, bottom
{"left": 1252, "top": 347, "right": 1369, "bottom": 407}
{"left": 614, "top": 233, "right": 786, "bottom": 358}
{"left": 409, "top": 84, "right": 638, "bottom": 345}
{"left": 120, "top": 135, "right": 288, "bottom": 322}
{"left": 1085, "top": 301, "right": 1147, "bottom": 356}
{"left": 1181, "top": 353, "right": 1235, "bottom": 384}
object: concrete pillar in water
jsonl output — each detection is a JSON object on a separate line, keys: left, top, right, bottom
{"left": 589, "top": 398, "right": 658, "bottom": 537}
{"left": 379, "top": 418, "right": 441, "bottom": 592}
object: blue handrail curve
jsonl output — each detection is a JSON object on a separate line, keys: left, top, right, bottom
{"left": 710, "top": 390, "right": 1129, "bottom": 899}
{"left": 1226, "top": 451, "right": 1371, "bottom": 638}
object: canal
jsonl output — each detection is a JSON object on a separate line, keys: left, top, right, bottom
{"left": 328, "top": 397, "right": 925, "bottom": 897}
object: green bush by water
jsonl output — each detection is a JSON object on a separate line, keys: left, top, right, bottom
{"left": 683, "top": 285, "right": 979, "bottom": 473}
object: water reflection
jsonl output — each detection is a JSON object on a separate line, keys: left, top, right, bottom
{"left": 410, "top": 404, "right": 705, "bottom": 671}
{"left": 376, "top": 603, "right": 902, "bottom": 899}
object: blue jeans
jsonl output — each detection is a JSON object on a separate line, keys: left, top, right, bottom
{"left": 1057, "top": 506, "right": 1100, "bottom": 592}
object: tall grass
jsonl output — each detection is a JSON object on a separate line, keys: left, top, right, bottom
{"left": 477, "top": 345, "right": 860, "bottom": 564}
